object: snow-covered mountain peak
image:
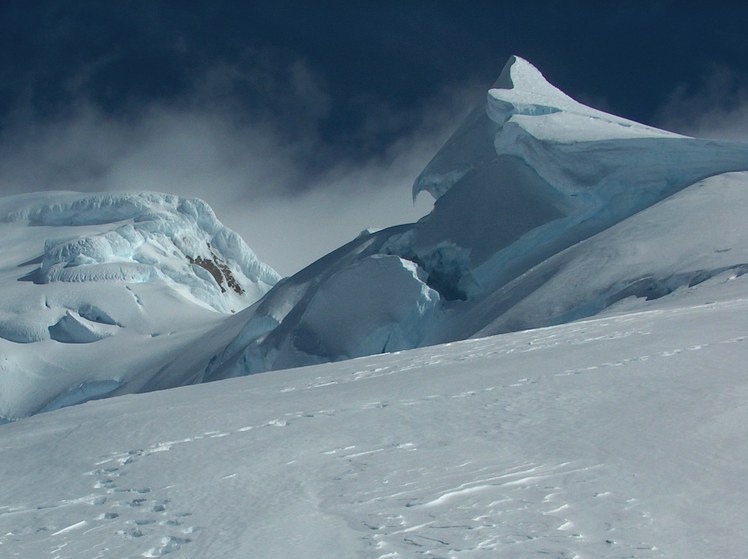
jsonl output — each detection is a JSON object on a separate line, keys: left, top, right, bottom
{"left": 203, "top": 56, "right": 748, "bottom": 381}
{"left": 489, "top": 54, "right": 575, "bottom": 115}
{"left": 0, "top": 191, "right": 279, "bottom": 419}
{"left": 1, "top": 191, "right": 280, "bottom": 313}
{"left": 413, "top": 55, "right": 690, "bottom": 202}
{"left": 3, "top": 56, "right": 748, "bottom": 558}
{"left": 6, "top": 57, "right": 748, "bottom": 422}
{"left": 488, "top": 56, "right": 680, "bottom": 143}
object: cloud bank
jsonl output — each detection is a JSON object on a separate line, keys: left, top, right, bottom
{"left": 654, "top": 65, "right": 748, "bottom": 142}
{"left": 0, "top": 55, "right": 479, "bottom": 276}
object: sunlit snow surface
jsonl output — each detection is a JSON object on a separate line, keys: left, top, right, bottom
{"left": 0, "top": 191, "right": 279, "bottom": 419}
{"left": 1, "top": 290, "right": 747, "bottom": 558}
{"left": 207, "top": 56, "right": 748, "bottom": 377}
{"left": 2, "top": 55, "right": 748, "bottom": 557}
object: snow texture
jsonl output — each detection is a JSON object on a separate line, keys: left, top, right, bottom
{"left": 205, "top": 56, "right": 748, "bottom": 378}
{"left": 1, "top": 293, "right": 747, "bottom": 557}
{"left": 0, "top": 191, "right": 279, "bottom": 419}
{"left": 2, "top": 53, "right": 748, "bottom": 558}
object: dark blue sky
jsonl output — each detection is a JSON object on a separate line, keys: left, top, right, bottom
{"left": 4, "top": 1, "right": 748, "bottom": 149}
{"left": 1, "top": 0, "right": 747, "bottom": 274}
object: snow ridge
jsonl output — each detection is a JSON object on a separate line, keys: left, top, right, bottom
{"left": 0, "top": 191, "right": 279, "bottom": 419}
{"left": 6, "top": 56, "right": 748, "bottom": 418}
{"left": 2, "top": 191, "right": 280, "bottom": 312}
{"left": 205, "top": 56, "right": 748, "bottom": 379}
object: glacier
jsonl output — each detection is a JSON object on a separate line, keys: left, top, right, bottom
{"left": 204, "top": 56, "right": 748, "bottom": 379}
{"left": 0, "top": 191, "right": 279, "bottom": 419}
{"left": 3, "top": 191, "right": 279, "bottom": 310}
{"left": 4, "top": 55, "right": 748, "bottom": 419}
{"left": 3, "top": 54, "right": 748, "bottom": 557}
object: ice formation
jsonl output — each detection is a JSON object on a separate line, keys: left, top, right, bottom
{"left": 3, "top": 191, "right": 279, "bottom": 312}
{"left": 3, "top": 58, "right": 748, "bottom": 559}
{"left": 5, "top": 56, "right": 748, "bottom": 418}
{"left": 206, "top": 56, "right": 748, "bottom": 378}
{"left": 0, "top": 191, "right": 279, "bottom": 419}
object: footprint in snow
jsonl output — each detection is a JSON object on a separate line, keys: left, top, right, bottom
{"left": 143, "top": 535, "right": 192, "bottom": 557}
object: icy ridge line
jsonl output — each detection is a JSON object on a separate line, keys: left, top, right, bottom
{"left": 2, "top": 191, "right": 280, "bottom": 312}
{"left": 205, "top": 56, "right": 748, "bottom": 379}
{"left": 6, "top": 56, "right": 748, "bottom": 421}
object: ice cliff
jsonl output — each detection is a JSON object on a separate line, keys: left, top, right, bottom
{"left": 0, "top": 192, "right": 279, "bottom": 419}
{"left": 6, "top": 56, "right": 748, "bottom": 418}
{"left": 204, "top": 56, "right": 748, "bottom": 379}
{"left": 2, "top": 191, "right": 279, "bottom": 312}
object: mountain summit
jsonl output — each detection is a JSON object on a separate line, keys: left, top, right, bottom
{"left": 0, "top": 191, "right": 279, "bottom": 419}
{"left": 203, "top": 56, "right": 748, "bottom": 379}
{"left": 4, "top": 56, "right": 748, "bottom": 418}
{"left": 3, "top": 56, "right": 748, "bottom": 559}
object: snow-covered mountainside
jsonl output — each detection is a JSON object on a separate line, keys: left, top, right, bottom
{"left": 204, "top": 56, "right": 748, "bottom": 379}
{"left": 1, "top": 294, "right": 747, "bottom": 558}
{"left": 2, "top": 54, "right": 748, "bottom": 558}
{"left": 4, "top": 55, "right": 748, "bottom": 420}
{"left": 0, "top": 192, "right": 279, "bottom": 420}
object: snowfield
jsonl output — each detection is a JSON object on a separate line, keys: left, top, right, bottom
{"left": 0, "top": 191, "right": 279, "bottom": 419}
{"left": 2, "top": 55, "right": 748, "bottom": 557}
{"left": 1, "top": 292, "right": 747, "bottom": 558}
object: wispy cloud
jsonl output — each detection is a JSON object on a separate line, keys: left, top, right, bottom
{"left": 0, "top": 54, "right": 478, "bottom": 276}
{"left": 653, "top": 65, "right": 748, "bottom": 141}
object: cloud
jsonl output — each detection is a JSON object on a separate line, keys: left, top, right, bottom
{"left": 653, "top": 65, "right": 748, "bottom": 141}
{"left": 0, "top": 54, "right": 479, "bottom": 276}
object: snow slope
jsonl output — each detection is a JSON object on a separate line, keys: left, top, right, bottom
{"left": 0, "top": 191, "right": 279, "bottom": 419}
{"left": 204, "top": 56, "right": 748, "bottom": 379}
{"left": 2, "top": 55, "right": 748, "bottom": 558}
{"left": 5, "top": 56, "right": 748, "bottom": 420}
{"left": 1, "top": 289, "right": 747, "bottom": 558}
